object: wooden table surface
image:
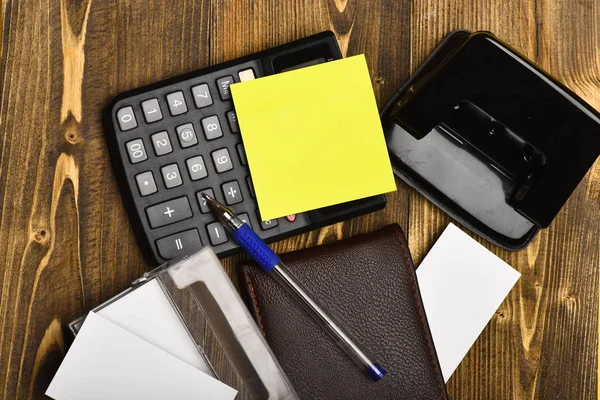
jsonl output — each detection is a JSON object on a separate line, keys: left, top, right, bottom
{"left": 1, "top": 0, "right": 598, "bottom": 399}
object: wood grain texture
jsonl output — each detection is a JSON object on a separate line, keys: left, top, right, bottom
{"left": 0, "top": 1, "right": 597, "bottom": 399}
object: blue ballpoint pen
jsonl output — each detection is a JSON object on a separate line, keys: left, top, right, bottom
{"left": 202, "top": 193, "right": 387, "bottom": 381}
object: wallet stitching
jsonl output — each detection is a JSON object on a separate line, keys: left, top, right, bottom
{"left": 245, "top": 275, "right": 267, "bottom": 337}
{"left": 392, "top": 225, "right": 447, "bottom": 399}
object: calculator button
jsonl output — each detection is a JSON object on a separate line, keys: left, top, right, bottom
{"left": 238, "top": 213, "right": 252, "bottom": 228}
{"left": 125, "top": 139, "right": 148, "bottom": 164}
{"left": 217, "top": 76, "right": 234, "bottom": 100}
{"left": 141, "top": 98, "right": 163, "bottom": 123}
{"left": 117, "top": 106, "right": 137, "bottom": 131}
{"left": 285, "top": 214, "right": 297, "bottom": 223}
{"left": 257, "top": 210, "right": 278, "bottom": 230}
{"left": 161, "top": 164, "right": 183, "bottom": 188}
{"left": 207, "top": 222, "right": 228, "bottom": 245}
{"left": 166, "top": 91, "right": 188, "bottom": 116}
{"left": 186, "top": 156, "right": 208, "bottom": 181}
{"left": 238, "top": 68, "right": 256, "bottom": 82}
{"left": 236, "top": 143, "right": 247, "bottom": 165}
{"left": 246, "top": 176, "right": 255, "bottom": 198}
{"left": 222, "top": 180, "right": 243, "bottom": 205}
{"left": 176, "top": 123, "right": 198, "bottom": 148}
{"left": 211, "top": 148, "right": 233, "bottom": 173}
{"left": 156, "top": 229, "right": 202, "bottom": 260}
{"left": 227, "top": 111, "right": 239, "bottom": 133}
{"left": 150, "top": 131, "right": 173, "bottom": 156}
{"left": 201, "top": 115, "right": 223, "bottom": 140}
{"left": 191, "top": 84, "right": 213, "bottom": 108}
{"left": 196, "top": 188, "right": 215, "bottom": 213}
{"left": 146, "top": 197, "right": 192, "bottom": 228}
{"left": 135, "top": 171, "right": 157, "bottom": 196}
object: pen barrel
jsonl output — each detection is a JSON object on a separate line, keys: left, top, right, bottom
{"left": 270, "top": 263, "right": 386, "bottom": 381}
{"left": 232, "top": 224, "right": 280, "bottom": 272}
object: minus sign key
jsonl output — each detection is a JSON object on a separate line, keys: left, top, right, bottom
{"left": 207, "top": 221, "right": 228, "bottom": 245}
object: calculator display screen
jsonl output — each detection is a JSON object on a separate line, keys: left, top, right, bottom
{"left": 281, "top": 57, "right": 326, "bottom": 72}
{"left": 271, "top": 43, "right": 334, "bottom": 73}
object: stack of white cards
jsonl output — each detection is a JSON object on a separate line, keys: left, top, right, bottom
{"left": 46, "top": 280, "right": 237, "bottom": 400}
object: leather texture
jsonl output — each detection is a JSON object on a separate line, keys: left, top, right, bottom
{"left": 239, "top": 224, "right": 449, "bottom": 400}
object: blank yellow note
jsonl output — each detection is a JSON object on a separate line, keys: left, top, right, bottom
{"left": 231, "top": 55, "right": 396, "bottom": 220}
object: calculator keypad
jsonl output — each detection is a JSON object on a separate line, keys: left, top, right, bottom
{"left": 186, "top": 156, "right": 208, "bottom": 181}
{"left": 197, "top": 189, "right": 215, "bottom": 213}
{"left": 211, "top": 148, "right": 233, "bottom": 173}
{"left": 236, "top": 143, "right": 247, "bottom": 165}
{"left": 141, "top": 99, "right": 163, "bottom": 123}
{"left": 201, "top": 115, "right": 223, "bottom": 140}
{"left": 117, "top": 106, "right": 137, "bottom": 131}
{"left": 217, "top": 76, "right": 234, "bottom": 100}
{"left": 156, "top": 229, "right": 202, "bottom": 259}
{"left": 207, "top": 222, "right": 228, "bottom": 245}
{"left": 125, "top": 139, "right": 147, "bottom": 163}
{"left": 135, "top": 171, "right": 157, "bottom": 196}
{"left": 150, "top": 131, "right": 172, "bottom": 156}
{"left": 166, "top": 91, "right": 188, "bottom": 116}
{"left": 107, "top": 41, "right": 348, "bottom": 264}
{"left": 222, "top": 180, "right": 243, "bottom": 205}
{"left": 176, "top": 123, "right": 198, "bottom": 148}
{"left": 161, "top": 164, "right": 182, "bottom": 188}
{"left": 191, "top": 84, "right": 213, "bottom": 108}
{"left": 146, "top": 197, "right": 192, "bottom": 228}
{"left": 226, "top": 111, "right": 239, "bottom": 133}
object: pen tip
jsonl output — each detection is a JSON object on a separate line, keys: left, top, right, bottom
{"left": 201, "top": 192, "right": 214, "bottom": 202}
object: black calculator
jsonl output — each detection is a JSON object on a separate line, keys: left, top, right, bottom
{"left": 104, "top": 31, "right": 386, "bottom": 265}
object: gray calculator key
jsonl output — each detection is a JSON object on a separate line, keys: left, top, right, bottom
{"left": 246, "top": 176, "right": 255, "bottom": 198}
{"left": 186, "top": 156, "right": 208, "bottom": 181}
{"left": 117, "top": 106, "right": 137, "bottom": 131}
{"left": 135, "top": 171, "right": 157, "bottom": 196}
{"left": 125, "top": 138, "right": 147, "bottom": 164}
{"left": 227, "top": 110, "right": 239, "bottom": 133}
{"left": 207, "top": 222, "right": 228, "bottom": 245}
{"left": 166, "top": 91, "right": 188, "bottom": 116}
{"left": 211, "top": 148, "right": 233, "bottom": 173}
{"left": 141, "top": 98, "right": 163, "bottom": 123}
{"left": 176, "top": 123, "right": 198, "bottom": 148}
{"left": 222, "top": 180, "right": 243, "bottom": 205}
{"left": 238, "top": 213, "right": 252, "bottom": 228}
{"left": 201, "top": 115, "right": 223, "bottom": 140}
{"left": 156, "top": 229, "right": 202, "bottom": 260}
{"left": 150, "top": 131, "right": 172, "bottom": 156}
{"left": 257, "top": 209, "right": 278, "bottom": 230}
{"left": 196, "top": 188, "right": 215, "bottom": 213}
{"left": 236, "top": 143, "right": 247, "bottom": 165}
{"left": 161, "top": 163, "right": 183, "bottom": 188}
{"left": 146, "top": 196, "right": 192, "bottom": 228}
{"left": 217, "top": 76, "right": 234, "bottom": 100}
{"left": 191, "top": 84, "right": 213, "bottom": 108}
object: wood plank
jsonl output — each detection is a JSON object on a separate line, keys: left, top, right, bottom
{"left": 0, "top": 0, "right": 597, "bottom": 398}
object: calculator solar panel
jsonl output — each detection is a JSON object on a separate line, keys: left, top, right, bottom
{"left": 104, "top": 31, "right": 386, "bottom": 265}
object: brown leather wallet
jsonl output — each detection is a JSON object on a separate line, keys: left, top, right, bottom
{"left": 239, "top": 224, "right": 448, "bottom": 400}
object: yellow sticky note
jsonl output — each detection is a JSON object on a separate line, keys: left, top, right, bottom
{"left": 231, "top": 55, "right": 396, "bottom": 220}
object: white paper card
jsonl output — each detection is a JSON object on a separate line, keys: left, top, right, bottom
{"left": 98, "top": 279, "right": 213, "bottom": 375}
{"left": 417, "top": 223, "right": 521, "bottom": 382}
{"left": 46, "top": 312, "right": 237, "bottom": 400}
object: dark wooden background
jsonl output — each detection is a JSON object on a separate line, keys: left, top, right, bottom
{"left": 0, "top": 0, "right": 598, "bottom": 399}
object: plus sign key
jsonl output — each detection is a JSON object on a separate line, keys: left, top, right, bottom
{"left": 146, "top": 196, "right": 193, "bottom": 228}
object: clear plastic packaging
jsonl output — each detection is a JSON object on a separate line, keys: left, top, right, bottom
{"left": 69, "top": 247, "right": 298, "bottom": 400}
